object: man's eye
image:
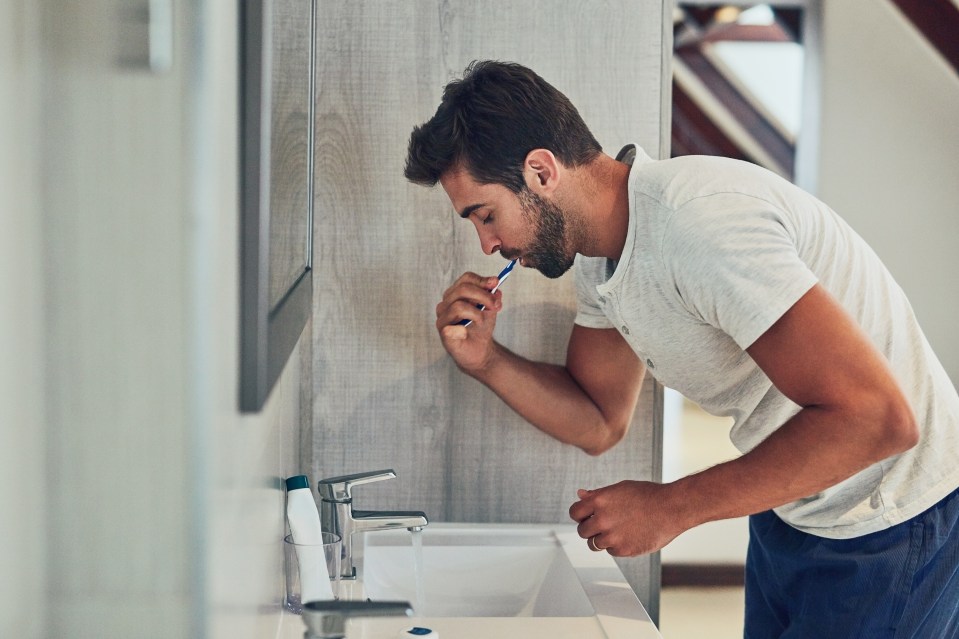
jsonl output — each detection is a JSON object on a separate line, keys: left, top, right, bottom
{"left": 481, "top": 214, "right": 493, "bottom": 225}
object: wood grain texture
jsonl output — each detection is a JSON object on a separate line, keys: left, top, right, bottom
{"left": 310, "top": 0, "right": 669, "bottom": 614}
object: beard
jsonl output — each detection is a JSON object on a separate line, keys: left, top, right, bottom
{"left": 516, "top": 189, "right": 577, "bottom": 279}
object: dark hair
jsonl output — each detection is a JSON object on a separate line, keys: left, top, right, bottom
{"left": 404, "top": 60, "right": 602, "bottom": 193}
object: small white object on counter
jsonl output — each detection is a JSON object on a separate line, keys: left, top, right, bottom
{"left": 286, "top": 475, "right": 335, "bottom": 601}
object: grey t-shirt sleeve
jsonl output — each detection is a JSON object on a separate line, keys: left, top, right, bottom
{"left": 573, "top": 254, "right": 614, "bottom": 329}
{"left": 662, "top": 195, "right": 819, "bottom": 350}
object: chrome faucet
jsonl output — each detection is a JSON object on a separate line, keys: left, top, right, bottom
{"left": 317, "top": 469, "right": 429, "bottom": 579}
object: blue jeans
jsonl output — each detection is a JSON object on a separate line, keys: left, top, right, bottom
{"left": 745, "top": 486, "right": 959, "bottom": 638}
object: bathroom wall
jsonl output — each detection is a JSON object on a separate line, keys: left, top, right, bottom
{"left": 0, "top": 1, "right": 45, "bottom": 636}
{"left": 817, "top": 0, "right": 959, "bottom": 387}
{"left": 1, "top": 1, "right": 310, "bottom": 637}
{"left": 309, "top": 0, "right": 671, "bottom": 618}
{"left": 2, "top": 1, "right": 203, "bottom": 633}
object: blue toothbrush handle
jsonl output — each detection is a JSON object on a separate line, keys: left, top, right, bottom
{"left": 453, "top": 260, "right": 517, "bottom": 327}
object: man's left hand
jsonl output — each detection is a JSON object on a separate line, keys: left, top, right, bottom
{"left": 569, "top": 481, "right": 688, "bottom": 556}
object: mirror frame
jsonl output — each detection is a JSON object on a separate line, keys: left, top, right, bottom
{"left": 238, "top": 0, "right": 315, "bottom": 412}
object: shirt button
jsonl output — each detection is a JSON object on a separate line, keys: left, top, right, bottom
{"left": 646, "top": 358, "right": 655, "bottom": 369}
{"left": 621, "top": 325, "right": 630, "bottom": 335}
{"left": 598, "top": 296, "right": 606, "bottom": 304}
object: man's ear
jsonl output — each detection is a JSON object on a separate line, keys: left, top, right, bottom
{"left": 522, "top": 149, "right": 561, "bottom": 195}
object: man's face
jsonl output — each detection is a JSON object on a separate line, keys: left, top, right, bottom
{"left": 440, "top": 168, "right": 576, "bottom": 279}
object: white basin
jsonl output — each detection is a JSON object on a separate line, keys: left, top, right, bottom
{"left": 324, "top": 523, "right": 664, "bottom": 639}
{"left": 277, "top": 523, "right": 661, "bottom": 639}
{"left": 361, "top": 527, "right": 594, "bottom": 617}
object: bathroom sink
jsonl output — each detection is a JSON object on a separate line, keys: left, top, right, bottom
{"left": 360, "top": 527, "right": 594, "bottom": 617}
{"left": 321, "top": 523, "right": 664, "bottom": 639}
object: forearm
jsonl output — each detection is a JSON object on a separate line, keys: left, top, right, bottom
{"left": 435, "top": 275, "right": 644, "bottom": 454}
{"left": 468, "top": 341, "right": 629, "bottom": 454}
{"left": 666, "top": 401, "right": 918, "bottom": 529}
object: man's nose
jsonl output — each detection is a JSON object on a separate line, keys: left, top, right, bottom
{"left": 478, "top": 229, "right": 501, "bottom": 256}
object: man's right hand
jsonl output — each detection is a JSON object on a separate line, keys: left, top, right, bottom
{"left": 435, "top": 271, "right": 505, "bottom": 373}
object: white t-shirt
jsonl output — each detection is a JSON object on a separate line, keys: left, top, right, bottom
{"left": 575, "top": 145, "right": 959, "bottom": 538}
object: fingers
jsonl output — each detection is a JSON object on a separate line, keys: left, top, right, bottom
{"left": 580, "top": 496, "right": 611, "bottom": 554}
{"left": 570, "top": 488, "right": 605, "bottom": 552}
{"left": 436, "top": 296, "right": 501, "bottom": 330}
{"left": 572, "top": 487, "right": 622, "bottom": 555}
{"left": 576, "top": 512, "right": 603, "bottom": 541}
{"left": 436, "top": 272, "right": 502, "bottom": 327}
{"left": 441, "top": 272, "right": 499, "bottom": 308}
{"left": 439, "top": 324, "right": 469, "bottom": 341}
{"left": 568, "top": 489, "right": 595, "bottom": 523}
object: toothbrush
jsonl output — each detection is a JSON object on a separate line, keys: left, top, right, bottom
{"left": 457, "top": 259, "right": 517, "bottom": 327}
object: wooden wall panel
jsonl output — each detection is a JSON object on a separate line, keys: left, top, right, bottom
{"left": 311, "top": 0, "right": 669, "bottom": 614}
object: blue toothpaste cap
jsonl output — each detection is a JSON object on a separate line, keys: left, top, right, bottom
{"left": 285, "top": 475, "right": 310, "bottom": 491}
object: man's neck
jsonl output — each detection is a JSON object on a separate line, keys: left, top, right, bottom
{"left": 567, "top": 153, "right": 632, "bottom": 261}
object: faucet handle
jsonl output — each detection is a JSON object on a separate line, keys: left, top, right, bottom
{"left": 317, "top": 469, "right": 396, "bottom": 502}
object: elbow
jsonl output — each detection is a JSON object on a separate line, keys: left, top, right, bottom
{"left": 889, "top": 401, "right": 920, "bottom": 455}
{"left": 579, "top": 418, "right": 629, "bottom": 457}
{"left": 871, "top": 393, "right": 919, "bottom": 459}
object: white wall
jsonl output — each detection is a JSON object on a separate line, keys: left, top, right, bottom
{"left": 0, "top": 2, "right": 45, "bottom": 637}
{"left": 818, "top": 0, "right": 959, "bottom": 387}
{"left": 1, "top": 2, "right": 307, "bottom": 637}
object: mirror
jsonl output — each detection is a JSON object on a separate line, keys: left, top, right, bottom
{"left": 239, "top": 0, "right": 316, "bottom": 411}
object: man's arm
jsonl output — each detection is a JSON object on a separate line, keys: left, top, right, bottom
{"left": 436, "top": 272, "right": 645, "bottom": 455}
{"left": 472, "top": 325, "right": 646, "bottom": 455}
{"left": 570, "top": 283, "right": 919, "bottom": 555}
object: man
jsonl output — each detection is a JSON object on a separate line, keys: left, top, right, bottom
{"left": 404, "top": 60, "right": 959, "bottom": 637}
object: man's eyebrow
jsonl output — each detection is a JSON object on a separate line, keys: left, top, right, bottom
{"left": 458, "top": 203, "right": 484, "bottom": 219}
